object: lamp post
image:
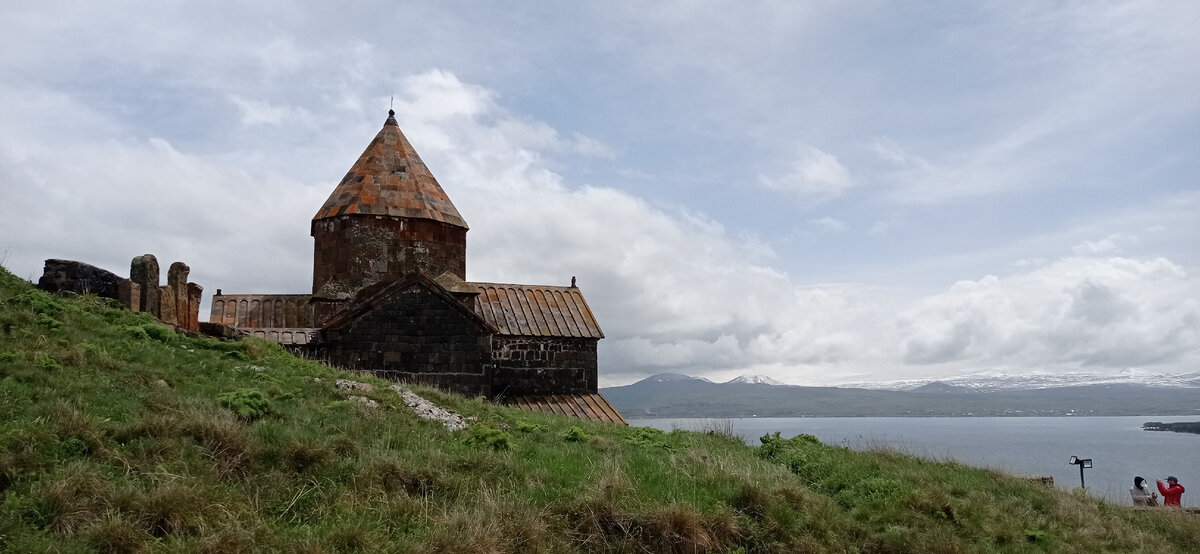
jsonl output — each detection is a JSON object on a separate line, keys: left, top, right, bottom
{"left": 1068, "top": 456, "right": 1092, "bottom": 488}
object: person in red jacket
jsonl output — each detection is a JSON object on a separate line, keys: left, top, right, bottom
{"left": 1157, "top": 476, "right": 1185, "bottom": 506}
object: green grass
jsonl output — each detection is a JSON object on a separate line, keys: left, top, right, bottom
{"left": 0, "top": 264, "right": 1197, "bottom": 553}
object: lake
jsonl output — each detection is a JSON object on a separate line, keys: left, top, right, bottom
{"left": 627, "top": 416, "right": 1199, "bottom": 506}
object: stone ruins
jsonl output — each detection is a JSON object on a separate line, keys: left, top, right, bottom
{"left": 37, "top": 255, "right": 203, "bottom": 332}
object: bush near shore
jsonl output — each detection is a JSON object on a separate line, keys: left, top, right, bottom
{"left": 1, "top": 265, "right": 1197, "bottom": 553}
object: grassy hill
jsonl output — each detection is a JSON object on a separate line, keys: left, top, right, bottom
{"left": 1, "top": 265, "right": 1197, "bottom": 553}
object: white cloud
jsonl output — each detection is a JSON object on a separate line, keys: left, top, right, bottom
{"left": 867, "top": 220, "right": 892, "bottom": 236}
{"left": 566, "top": 132, "right": 616, "bottom": 159}
{"left": 1071, "top": 234, "right": 1135, "bottom": 256}
{"left": 759, "top": 146, "right": 854, "bottom": 200}
{"left": 898, "top": 256, "right": 1198, "bottom": 369}
{"left": 809, "top": 216, "right": 847, "bottom": 234}
{"left": 867, "top": 136, "right": 930, "bottom": 169}
{"left": 227, "top": 95, "right": 312, "bottom": 127}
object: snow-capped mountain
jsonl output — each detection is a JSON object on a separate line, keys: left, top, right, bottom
{"left": 724, "top": 375, "right": 785, "bottom": 386}
{"left": 846, "top": 369, "right": 1200, "bottom": 392}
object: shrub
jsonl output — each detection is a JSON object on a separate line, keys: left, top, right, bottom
{"left": 758, "top": 431, "right": 820, "bottom": 460}
{"left": 216, "top": 389, "right": 271, "bottom": 421}
{"left": 54, "top": 437, "right": 88, "bottom": 460}
{"left": 142, "top": 323, "right": 174, "bottom": 342}
{"left": 121, "top": 322, "right": 173, "bottom": 342}
{"left": 123, "top": 325, "right": 151, "bottom": 341}
{"left": 465, "top": 425, "right": 512, "bottom": 451}
{"left": 563, "top": 426, "right": 590, "bottom": 443}
{"left": 625, "top": 426, "right": 671, "bottom": 448}
{"left": 11, "top": 291, "right": 65, "bottom": 316}
{"left": 36, "top": 313, "right": 62, "bottom": 330}
{"left": 515, "top": 420, "right": 546, "bottom": 433}
{"left": 35, "top": 355, "right": 62, "bottom": 372}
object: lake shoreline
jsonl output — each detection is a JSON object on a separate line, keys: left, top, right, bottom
{"left": 630, "top": 415, "right": 1200, "bottom": 507}
{"left": 1143, "top": 421, "right": 1200, "bottom": 435}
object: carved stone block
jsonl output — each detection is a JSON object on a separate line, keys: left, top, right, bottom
{"left": 117, "top": 279, "right": 141, "bottom": 312}
{"left": 130, "top": 254, "right": 161, "bottom": 317}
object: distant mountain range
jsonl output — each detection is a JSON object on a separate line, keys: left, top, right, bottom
{"left": 843, "top": 369, "right": 1200, "bottom": 392}
{"left": 600, "top": 373, "right": 1200, "bottom": 418}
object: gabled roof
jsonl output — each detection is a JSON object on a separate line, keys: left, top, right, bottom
{"left": 322, "top": 272, "right": 494, "bottom": 333}
{"left": 468, "top": 282, "right": 604, "bottom": 339}
{"left": 313, "top": 110, "right": 468, "bottom": 229}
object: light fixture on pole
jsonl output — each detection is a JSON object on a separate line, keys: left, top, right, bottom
{"left": 1068, "top": 456, "right": 1092, "bottom": 488}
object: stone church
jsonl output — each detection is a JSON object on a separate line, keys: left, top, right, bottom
{"left": 209, "top": 111, "right": 624, "bottom": 423}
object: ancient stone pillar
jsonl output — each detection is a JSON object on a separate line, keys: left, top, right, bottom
{"left": 159, "top": 285, "right": 177, "bottom": 326}
{"left": 186, "top": 282, "right": 203, "bottom": 332}
{"left": 117, "top": 279, "right": 141, "bottom": 312}
{"left": 167, "top": 262, "right": 190, "bottom": 328}
{"left": 130, "top": 254, "right": 161, "bottom": 317}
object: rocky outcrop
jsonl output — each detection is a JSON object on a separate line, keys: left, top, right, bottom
{"left": 390, "top": 384, "right": 469, "bottom": 430}
{"left": 198, "top": 321, "right": 244, "bottom": 340}
{"left": 37, "top": 259, "right": 123, "bottom": 299}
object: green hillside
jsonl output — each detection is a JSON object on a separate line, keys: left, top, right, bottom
{"left": 1, "top": 265, "right": 1197, "bottom": 553}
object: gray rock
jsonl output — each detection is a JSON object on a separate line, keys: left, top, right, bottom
{"left": 37, "top": 259, "right": 122, "bottom": 298}
{"left": 348, "top": 395, "right": 379, "bottom": 407}
{"left": 335, "top": 379, "right": 374, "bottom": 392}
{"left": 198, "top": 321, "right": 243, "bottom": 340}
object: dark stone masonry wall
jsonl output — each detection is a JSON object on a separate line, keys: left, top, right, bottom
{"left": 312, "top": 216, "right": 466, "bottom": 301}
{"left": 318, "top": 286, "right": 492, "bottom": 397}
{"left": 491, "top": 336, "right": 598, "bottom": 397}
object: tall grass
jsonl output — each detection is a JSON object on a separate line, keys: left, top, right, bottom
{"left": 1, "top": 264, "right": 1198, "bottom": 553}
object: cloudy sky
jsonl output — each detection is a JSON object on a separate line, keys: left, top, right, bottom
{"left": 2, "top": 2, "right": 1197, "bottom": 387}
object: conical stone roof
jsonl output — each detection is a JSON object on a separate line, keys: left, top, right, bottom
{"left": 313, "top": 110, "right": 468, "bottom": 229}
